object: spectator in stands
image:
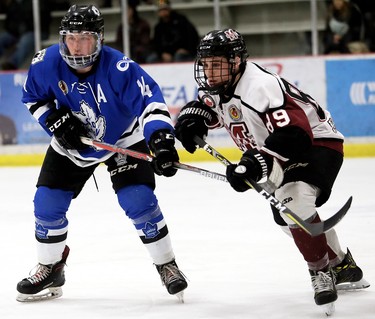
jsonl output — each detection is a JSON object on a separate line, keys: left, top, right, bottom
{"left": 0, "top": 0, "right": 51, "bottom": 70}
{"left": 146, "top": 0, "right": 199, "bottom": 63}
{"left": 115, "top": 0, "right": 152, "bottom": 64}
{"left": 351, "top": 0, "right": 375, "bottom": 52}
{"left": 323, "top": 0, "right": 367, "bottom": 54}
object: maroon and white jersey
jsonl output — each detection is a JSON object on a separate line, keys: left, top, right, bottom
{"left": 198, "top": 62, "right": 344, "bottom": 162}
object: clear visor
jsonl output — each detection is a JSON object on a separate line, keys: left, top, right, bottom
{"left": 59, "top": 30, "right": 102, "bottom": 69}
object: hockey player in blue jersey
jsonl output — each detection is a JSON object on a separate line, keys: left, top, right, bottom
{"left": 16, "top": 4, "right": 187, "bottom": 302}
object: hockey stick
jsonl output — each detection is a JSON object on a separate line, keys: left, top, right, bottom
{"left": 80, "top": 137, "right": 228, "bottom": 183}
{"left": 193, "top": 136, "right": 352, "bottom": 236}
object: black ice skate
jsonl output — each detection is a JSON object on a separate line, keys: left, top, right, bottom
{"left": 156, "top": 259, "right": 188, "bottom": 302}
{"left": 16, "top": 245, "right": 70, "bottom": 302}
{"left": 309, "top": 268, "right": 337, "bottom": 316}
{"left": 333, "top": 248, "right": 370, "bottom": 291}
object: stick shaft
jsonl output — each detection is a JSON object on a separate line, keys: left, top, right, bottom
{"left": 193, "top": 136, "right": 351, "bottom": 236}
{"left": 80, "top": 137, "right": 227, "bottom": 182}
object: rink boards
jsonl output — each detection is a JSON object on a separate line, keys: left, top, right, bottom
{"left": 0, "top": 54, "right": 374, "bottom": 165}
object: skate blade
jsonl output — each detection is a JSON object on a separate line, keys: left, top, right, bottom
{"left": 336, "top": 278, "right": 370, "bottom": 291}
{"left": 175, "top": 291, "right": 184, "bottom": 303}
{"left": 321, "top": 302, "right": 335, "bottom": 316}
{"left": 16, "top": 287, "right": 63, "bottom": 302}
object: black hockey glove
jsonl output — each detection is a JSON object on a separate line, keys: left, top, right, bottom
{"left": 45, "top": 106, "right": 88, "bottom": 150}
{"left": 149, "top": 130, "right": 179, "bottom": 177}
{"left": 174, "top": 101, "right": 216, "bottom": 154}
{"left": 226, "top": 149, "right": 271, "bottom": 192}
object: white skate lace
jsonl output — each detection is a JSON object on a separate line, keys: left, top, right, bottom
{"left": 160, "top": 264, "right": 186, "bottom": 286}
{"left": 311, "top": 271, "right": 335, "bottom": 293}
{"left": 27, "top": 264, "right": 52, "bottom": 285}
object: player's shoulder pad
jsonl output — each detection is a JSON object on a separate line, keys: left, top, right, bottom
{"left": 238, "top": 62, "right": 285, "bottom": 112}
{"left": 30, "top": 44, "right": 60, "bottom": 67}
{"left": 101, "top": 46, "right": 138, "bottom": 74}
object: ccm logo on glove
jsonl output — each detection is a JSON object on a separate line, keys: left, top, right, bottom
{"left": 48, "top": 112, "right": 71, "bottom": 132}
{"left": 45, "top": 107, "right": 88, "bottom": 150}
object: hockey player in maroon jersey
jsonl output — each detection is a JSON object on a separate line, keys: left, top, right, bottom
{"left": 174, "top": 28, "right": 369, "bottom": 314}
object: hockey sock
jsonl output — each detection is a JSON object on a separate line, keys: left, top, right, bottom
{"left": 290, "top": 215, "right": 330, "bottom": 270}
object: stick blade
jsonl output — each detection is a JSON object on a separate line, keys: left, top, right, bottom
{"left": 322, "top": 196, "right": 352, "bottom": 233}
{"left": 307, "top": 196, "right": 352, "bottom": 236}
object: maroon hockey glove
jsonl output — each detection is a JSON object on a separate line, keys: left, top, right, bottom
{"left": 149, "top": 130, "right": 179, "bottom": 177}
{"left": 226, "top": 149, "right": 271, "bottom": 192}
{"left": 45, "top": 107, "right": 88, "bottom": 150}
{"left": 174, "top": 101, "right": 216, "bottom": 154}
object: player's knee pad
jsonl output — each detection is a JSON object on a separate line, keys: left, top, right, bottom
{"left": 117, "top": 185, "right": 167, "bottom": 242}
{"left": 34, "top": 186, "right": 73, "bottom": 222}
{"left": 270, "top": 205, "right": 294, "bottom": 237}
{"left": 34, "top": 186, "right": 73, "bottom": 242}
{"left": 117, "top": 184, "right": 161, "bottom": 221}
{"left": 275, "top": 181, "right": 320, "bottom": 226}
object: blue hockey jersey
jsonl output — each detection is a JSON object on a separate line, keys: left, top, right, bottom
{"left": 22, "top": 44, "right": 174, "bottom": 167}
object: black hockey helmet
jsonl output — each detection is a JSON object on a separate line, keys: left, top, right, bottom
{"left": 59, "top": 5, "right": 104, "bottom": 70}
{"left": 194, "top": 29, "right": 248, "bottom": 94}
{"left": 197, "top": 29, "right": 248, "bottom": 62}
{"left": 60, "top": 4, "right": 104, "bottom": 34}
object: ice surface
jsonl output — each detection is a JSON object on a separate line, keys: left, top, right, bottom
{"left": 0, "top": 158, "right": 374, "bottom": 318}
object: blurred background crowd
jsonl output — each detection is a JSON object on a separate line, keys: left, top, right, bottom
{"left": 0, "top": 0, "right": 374, "bottom": 71}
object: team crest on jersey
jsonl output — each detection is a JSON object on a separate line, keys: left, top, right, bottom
{"left": 58, "top": 81, "right": 68, "bottom": 95}
{"left": 74, "top": 101, "right": 106, "bottom": 144}
{"left": 228, "top": 105, "right": 242, "bottom": 121}
{"left": 142, "top": 222, "right": 160, "bottom": 238}
{"left": 202, "top": 95, "right": 215, "bottom": 108}
{"left": 31, "top": 49, "right": 46, "bottom": 65}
